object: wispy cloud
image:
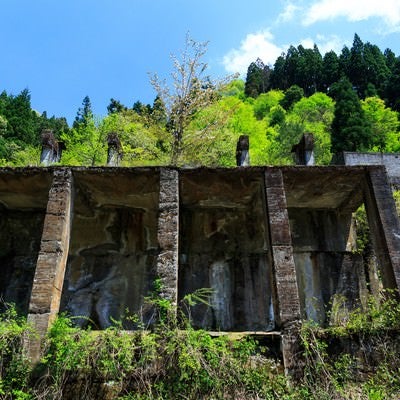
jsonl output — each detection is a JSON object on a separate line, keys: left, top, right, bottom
{"left": 304, "top": 0, "right": 400, "bottom": 30}
{"left": 277, "top": 2, "right": 301, "bottom": 23}
{"left": 291, "top": 34, "right": 345, "bottom": 56}
{"left": 222, "top": 30, "right": 346, "bottom": 75}
{"left": 222, "top": 31, "right": 283, "bottom": 75}
{"left": 222, "top": 0, "right": 399, "bottom": 76}
{"left": 314, "top": 34, "right": 345, "bottom": 54}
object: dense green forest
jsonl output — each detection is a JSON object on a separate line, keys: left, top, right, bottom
{"left": 1, "top": 34, "right": 399, "bottom": 167}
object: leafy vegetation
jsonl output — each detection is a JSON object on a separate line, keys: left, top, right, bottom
{"left": 0, "top": 291, "right": 292, "bottom": 400}
{"left": 300, "top": 289, "right": 400, "bottom": 400}
{"left": 1, "top": 284, "right": 400, "bottom": 399}
{"left": 0, "top": 33, "right": 399, "bottom": 167}
{"left": 0, "top": 305, "right": 35, "bottom": 398}
{"left": 1, "top": 33, "right": 400, "bottom": 399}
{"left": 330, "top": 78, "right": 373, "bottom": 153}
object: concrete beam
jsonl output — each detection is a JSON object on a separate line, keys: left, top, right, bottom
{"left": 25, "top": 169, "right": 73, "bottom": 362}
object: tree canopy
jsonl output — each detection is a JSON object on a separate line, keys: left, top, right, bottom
{"left": 331, "top": 79, "right": 372, "bottom": 153}
{"left": 0, "top": 33, "right": 399, "bottom": 168}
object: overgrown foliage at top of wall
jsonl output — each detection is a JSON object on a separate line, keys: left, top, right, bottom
{"left": 1, "top": 33, "right": 400, "bottom": 167}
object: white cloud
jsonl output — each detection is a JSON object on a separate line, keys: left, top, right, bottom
{"left": 222, "top": 31, "right": 346, "bottom": 76}
{"left": 299, "top": 38, "right": 315, "bottom": 49}
{"left": 314, "top": 34, "right": 344, "bottom": 54}
{"left": 295, "top": 34, "right": 344, "bottom": 54}
{"left": 222, "top": 31, "right": 283, "bottom": 75}
{"left": 277, "top": 2, "right": 301, "bottom": 23}
{"left": 304, "top": 0, "right": 400, "bottom": 29}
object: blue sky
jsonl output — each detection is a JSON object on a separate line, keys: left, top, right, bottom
{"left": 1, "top": 0, "right": 400, "bottom": 124}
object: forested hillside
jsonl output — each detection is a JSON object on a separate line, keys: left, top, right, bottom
{"left": 1, "top": 34, "right": 399, "bottom": 167}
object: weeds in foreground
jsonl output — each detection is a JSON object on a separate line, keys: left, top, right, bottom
{"left": 0, "top": 288, "right": 400, "bottom": 399}
{"left": 300, "top": 290, "right": 400, "bottom": 400}
{"left": 0, "top": 304, "right": 36, "bottom": 399}
{"left": 32, "top": 316, "right": 289, "bottom": 399}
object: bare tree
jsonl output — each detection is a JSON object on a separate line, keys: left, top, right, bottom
{"left": 150, "top": 34, "right": 233, "bottom": 165}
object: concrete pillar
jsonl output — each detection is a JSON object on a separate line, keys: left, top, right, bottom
{"left": 265, "top": 169, "right": 301, "bottom": 324}
{"left": 364, "top": 167, "right": 400, "bottom": 292}
{"left": 155, "top": 168, "right": 179, "bottom": 306}
{"left": 236, "top": 135, "right": 250, "bottom": 166}
{"left": 40, "top": 130, "right": 59, "bottom": 166}
{"left": 264, "top": 168, "right": 301, "bottom": 378}
{"left": 291, "top": 133, "right": 315, "bottom": 166}
{"left": 25, "top": 169, "right": 73, "bottom": 362}
{"left": 107, "top": 132, "right": 123, "bottom": 166}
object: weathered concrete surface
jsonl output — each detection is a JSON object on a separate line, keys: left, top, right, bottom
{"left": 281, "top": 167, "right": 370, "bottom": 326}
{"left": 0, "top": 169, "right": 52, "bottom": 316}
{"left": 236, "top": 135, "right": 250, "bottom": 166}
{"left": 364, "top": 167, "right": 400, "bottom": 291}
{"left": 281, "top": 321, "right": 303, "bottom": 380}
{"left": 288, "top": 208, "right": 365, "bottom": 324}
{"left": 27, "top": 169, "right": 73, "bottom": 361}
{"left": 0, "top": 165, "right": 399, "bottom": 379}
{"left": 107, "top": 132, "right": 123, "bottom": 166}
{"left": 282, "top": 166, "right": 365, "bottom": 211}
{"left": 0, "top": 167, "right": 53, "bottom": 209}
{"left": 265, "top": 169, "right": 300, "bottom": 326}
{"left": 179, "top": 169, "right": 274, "bottom": 331}
{"left": 156, "top": 168, "right": 179, "bottom": 306}
{"left": 40, "top": 130, "right": 61, "bottom": 165}
{"left": 291, "top": 133, "right": 315, "bottom": 166}
{"left": 335, "top": 151, "right": 400, "bottom": 187}
{"left": 265, "top": 169, "right": 302, "bottom": 380}
{"left": 0, "top": 209, "right": 45, "bottom": 315}
{"left": 60, "top": 169, "right": 160, "bottom": 329}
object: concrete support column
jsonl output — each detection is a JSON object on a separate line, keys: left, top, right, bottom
{"left": 155, "top": 168, "right": 179, "bottom": 306}
{"left": 236, "top": 135, "right": 250, "bottom": 166}
{"left": 26, "top": 169, "right": 73, "bottom": 362}
{"left": 264, "top": 168, "right": 302, "bottom": 378}
{"left": 364, "top": 167, "right": 400, "bottom": 292}
{"left": 107, "top": 132, "right": 123, "bottom": 166}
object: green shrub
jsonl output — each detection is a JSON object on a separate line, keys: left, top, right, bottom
{"left": 0, "top": 304, "right": 34, "bottom": 399}
{"left": 1, "top": 287, "right": 400, "bottom": 399}
{"left": 300, "top": 291, "right": 400, "bottom": 399}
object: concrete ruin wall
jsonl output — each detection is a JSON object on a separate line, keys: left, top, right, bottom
{"left": 336, "top": 151, "right": 400, "bottom": 187}
{"left": 1, "top": 165, "right": 400, "bottom": 373}
{"left": 60, "top": 169, "right": 160, "bottom": 330}
{"left": 179, "top": 169, "right": 274, "bottom": 331}
{"left": 0, "top": 170, "right": 53, "bottom": 316}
